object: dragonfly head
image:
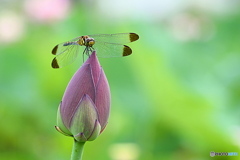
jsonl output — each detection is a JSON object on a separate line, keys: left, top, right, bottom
{"left": 79, "top": 36, "right": 95, "bottom": 47}
{"left": 85, "top": 37, "right": 95, "bottom": 47}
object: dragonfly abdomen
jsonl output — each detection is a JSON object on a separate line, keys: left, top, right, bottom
{"left": 63, "top": 42, "right": 78, "bottom": 46}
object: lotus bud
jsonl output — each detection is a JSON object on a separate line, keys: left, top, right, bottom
{"left": 56, "top": 51, "right": 111, "bottom": 142}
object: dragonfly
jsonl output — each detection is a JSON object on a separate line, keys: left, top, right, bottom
{"left": 51, "top": 33, "right": 139, "bottom": 68}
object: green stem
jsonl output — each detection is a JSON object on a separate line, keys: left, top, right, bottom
{"left": 71, "top": 139, "right": 86, "bottom": 160}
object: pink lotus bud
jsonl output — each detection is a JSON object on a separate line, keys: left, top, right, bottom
{"left": 56, "top": 51, "right": 111, "bottom": 142}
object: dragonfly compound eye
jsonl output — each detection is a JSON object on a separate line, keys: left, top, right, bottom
{"left": 84, "top": 37, "right": 95, "bottom": 47}
{"left": 88, "top": 40, "right": 95, "bottom": 47}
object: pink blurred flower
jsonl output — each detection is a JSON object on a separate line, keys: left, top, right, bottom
{"left": 0, "top": 11, "right": 25, "bottom": 43}
{"left": 56, "top": 51, "right": 111, "bottom": 142}
{"left": 24, "top": 0, "right": 70, "bottom": 23}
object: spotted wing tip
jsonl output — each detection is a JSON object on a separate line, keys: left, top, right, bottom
{"left": 52, "top": 45, "right": 58, "bottom": 55}
{"left": 129, "top": 33, "right": 139, "bottom": 42}
{"left": 51, "top": 58, "right": 60, "bottom": 68}
{"left": 123, "top": 45, "right": 132, "bottom": 56}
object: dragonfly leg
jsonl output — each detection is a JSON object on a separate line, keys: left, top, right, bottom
{"left": 82, "top": 46, "right": 95, "bottom": 62}
{"left": 82, "top": 47, "right": 88, "bottom": 62}
{"left": 89, "top": 47, "right": 94, "bottom": 56}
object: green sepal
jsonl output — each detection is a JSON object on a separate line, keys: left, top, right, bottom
{"left": 56, "top": 101, "right": 72, "bottom": 136}
{"left": 74, "top": 132, "right": 87, "bottom": 142}
{"left": 70, "top": 94, "right": 101, "bottom": 142}
{"left": 87, "top": 119, "right": 101, "bottom": 141}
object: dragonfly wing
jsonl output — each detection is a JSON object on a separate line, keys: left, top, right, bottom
{"left": 52, "top": 37, "right": 80, "bottom": 55}
{"left": 89, "top": 33, "right": 139, "bottom": 44}
{"left": 52, "top": 44, "right": 80, "bottom": 68}
{"left": 93, "top": 41, "right": 132, "bottom": 58}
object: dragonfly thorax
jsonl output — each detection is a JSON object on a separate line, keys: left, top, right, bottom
{"left": 78, "top": 36, "right": 95, "bottom": 47}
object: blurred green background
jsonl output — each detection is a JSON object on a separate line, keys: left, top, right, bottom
{"left": 0, "top": 0, "right": 240, "bottom": 160}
